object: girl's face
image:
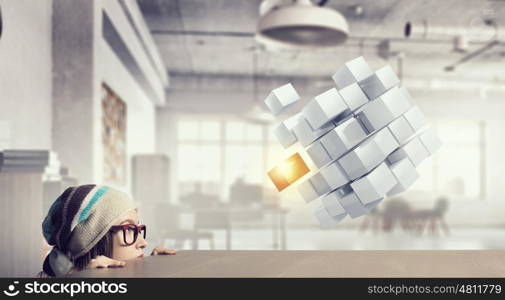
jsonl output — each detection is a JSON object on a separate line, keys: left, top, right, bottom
{"left": 111, "top": 209, "right": 148, "bottom": 261}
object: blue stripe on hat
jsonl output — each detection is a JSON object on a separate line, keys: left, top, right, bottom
{"left": 42, "top": 186, "right": 76, "bottom": 246}
{"left": 42, "top": 195, "right": 64, "bottom": 243}
{"left": 78, "top": 186, "right": 110, "bottom": 223}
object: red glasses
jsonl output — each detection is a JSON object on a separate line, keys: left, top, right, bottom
{"left": 110, "top": 224, "right": 146, "bottom": 245}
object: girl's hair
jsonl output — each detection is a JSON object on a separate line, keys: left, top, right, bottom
{"left": 42, "top": 231, "right": 115, "bottom": 276}
{"left": 72, "top": 231, "right": 114, "bottom": 270}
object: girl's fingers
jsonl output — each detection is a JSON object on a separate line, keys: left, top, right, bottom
{"left": 151, "top": 247, "right": 176, "bottom": 256}
{"left": 107, "top": 259, "right": 126, "bottom": 268}
{"left": 89, "top": 255, "right": 126, "bottom": 268}
{"left": 158, "top": 248, "right": 176, "bottom": 255}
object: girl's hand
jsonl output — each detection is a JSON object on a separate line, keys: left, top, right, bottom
{"left": 87, "top": 255, "right": 126, "bottom": 269}
{"left": 151, "top": 246, "right": 176, "bottom": 256}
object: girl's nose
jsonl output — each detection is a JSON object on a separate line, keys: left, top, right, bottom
{"left": 136, "top": 234, "right": 148, "bottom": 249}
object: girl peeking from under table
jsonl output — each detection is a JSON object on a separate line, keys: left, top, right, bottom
{"left": 38, "top": 184, "right": 176, "bottom": 277}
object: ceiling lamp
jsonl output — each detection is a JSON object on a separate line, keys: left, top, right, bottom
{"left": 256, "top": 0, "right": 349, "bottom": 49}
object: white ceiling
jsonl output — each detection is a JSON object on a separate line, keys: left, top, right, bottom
{"left": 137, "top": 0, "right": 505, "bottom": 84}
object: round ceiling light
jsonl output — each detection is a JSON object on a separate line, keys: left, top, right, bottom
{"left": 256, "top": 0, "right": 349, "bottom": 49}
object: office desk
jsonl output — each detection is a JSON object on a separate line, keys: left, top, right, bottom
{"left": 71, "top": 250, "right": 505, "bottom": 278}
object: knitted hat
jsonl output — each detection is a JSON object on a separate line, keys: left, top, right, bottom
{"left": 42, "top": 184, "right": 137, "bottom": 276}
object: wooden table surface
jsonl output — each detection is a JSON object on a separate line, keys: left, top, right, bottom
{"left": 71, "top": 250, "right": 505, "bottom": 278}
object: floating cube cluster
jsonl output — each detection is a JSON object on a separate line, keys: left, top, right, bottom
{"left": 264, "top": 56, "right": 442, "bottom": 228}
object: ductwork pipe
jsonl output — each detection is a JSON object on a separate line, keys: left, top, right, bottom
{"left": 405, "top": 20, "right": 504, "bottom": 43}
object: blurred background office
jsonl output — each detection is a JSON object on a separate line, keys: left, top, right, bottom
{"left": 0, "top": 0, "right": 504, "bottom": 277}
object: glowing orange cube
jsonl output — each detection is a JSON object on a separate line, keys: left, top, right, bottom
{"left": 268, "top": 152, "right": 310, "bottom": 191}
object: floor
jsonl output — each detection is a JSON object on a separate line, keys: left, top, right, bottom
{"left": 162, "top": 227, "right": 505, "bottom": 251}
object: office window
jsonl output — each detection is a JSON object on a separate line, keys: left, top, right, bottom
{"left": 267, "top": 125, "right": 285, "bottom": 168}
{"left": 410, "top": 120, "right": 483, "bottom": 199}
{"left": 436, "top": 120, "right": 482, "bottom": 198}
{"left": 224, "top": 122, "right": 264, "bottom": 189}
{"left": 177, "top": 120, "right": 221, "bottom": 196}
{"left": 177, "top": 120, "right": 199, "bottom": 141}
{"left": 201, "top": 120, "right": 220, "bottom": 141}
{"left": 177, "top": 118, "right": 267, "bottom": 200}
{"left": 225, "top": 121, "right": 244, "bottom": 142}
{"left": 177, "top": 144, "right": 221, "bottom": 182}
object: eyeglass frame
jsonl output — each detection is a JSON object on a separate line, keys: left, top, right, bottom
{"left": 109, "top": 224, "right": 147, "bottom": 246}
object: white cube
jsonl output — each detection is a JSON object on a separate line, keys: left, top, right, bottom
{"left": 356, "top": 87, "right": 411, "bottom": 133}
{"left": 398, "top": 86, "right": 414, "bottom": 103}
{"left": 292, "top": 117, "right": 335, "bottom": 147}
{"left": 337, "top": 191, "right": 371, "bottom": 219}
{"left": 273, "top": 124, "right": 297, "bottom": 148}
{"left": 332, "top": 56, "right": 374, "bottom": 89}
{"left": 403, "top": 106, "right": 427, "bottom": 132}
{"left": 374, "top": 127, "right": 399, "bottom": 158}
{"left": 337, "top": 128, "right": 397, "bottom": 180}
{"left": 297, "top": 179, "right": 319, "bottom": 203}
{"left": 320, "top": 161, "right": 349, "bottom": 190}
{"left": 304, "top": 88, "right": 350, "bottom": 130}
{"left": 321, "top": 191, "right": 347, "bottom": 218}
{"left": 387, "top": 115, "right": 415, "bottom": 145}
{"left": 307, "top": 140, "right": 332, "bottom": 168}
{"left": 264, "top": 83, "right": 300, "bottom": 115}
{"left": 320, "top": 117, "right": 368, "bottom": 160}
{"left": 338, "top": 136, "right": 384, "bottom": 180}
{"left": 381, "top": 86, "right": 412, "bottom": 116}
{"left": 387, "top": 158, "right": 420, "bottom": 196}
{"left": 314, "top": 205, "right": 345, "bottom": 228}
{"left": 338, "top": 83, "right": 369, "bottom": 112}
{"left": 310, "top": 172, "right": 332, "bottom": 197}
{"left": 365, "top": 198, "right": 383, "bottom": 211}
{"left": 273, "top": 113, "right": 300, "bottom": 148}
{"left": 350, "top": 162, "right": 397, "bottom": 205}
{"left": 358, "top": 65, "right": 400, "bottom": 100}
{"left": 387, "top": 137, "right": 429, "bottom": 166}
{"left": 418, "top": 128, "right": 442, "bottom": 155}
